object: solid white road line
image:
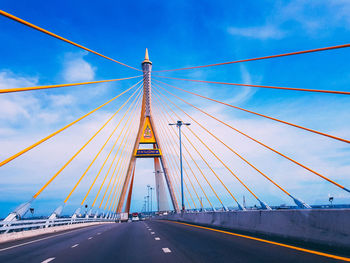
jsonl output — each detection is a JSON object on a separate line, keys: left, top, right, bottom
{"left": 0, "top": 226, "right": 101, "bottom": 252}
{"left": 155, "top": 237, "right": 160, "bottom": 240}
{"left": 41, "top": 257, "right": 55, "bottom": 263}
{"left": 162, "top": 248, "right": 171, "bottom": 253}
{"left": 71, "top": 244, "right": 79, "bottom": 248}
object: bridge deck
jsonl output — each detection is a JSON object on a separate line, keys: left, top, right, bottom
{"left": 0, "top": 220, "right": 347, "bottom": 263}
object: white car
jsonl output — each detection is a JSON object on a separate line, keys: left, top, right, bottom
{"left": 132, "top": 216, "right": 139, "bottom": 222}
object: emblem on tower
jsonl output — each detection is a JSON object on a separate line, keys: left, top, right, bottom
{"left": 140, "top": 117, "right": 156, "bottom": 144}
{"left": 144, "top": 125, "right": 152, "bottom": 139}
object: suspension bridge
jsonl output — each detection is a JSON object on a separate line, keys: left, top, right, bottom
{"left": 0, "top": 9, "right": 349, "bottom": 263}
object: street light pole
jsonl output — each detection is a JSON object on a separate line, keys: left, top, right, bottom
{"left": 150, "top": 187, "right": 154, "bottom": 214}
{"left": 147, "top": 185, "right": 150, "bottom": 214}
{"left": 169, "top": 120, "right": 191, "bottom": 212}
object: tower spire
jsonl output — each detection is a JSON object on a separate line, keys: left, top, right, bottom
{"left": 143, "top": 48, "right": 152, "bottom": 64}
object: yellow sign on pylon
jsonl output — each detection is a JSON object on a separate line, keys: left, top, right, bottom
{"left": 140, "top": 117, "right": 156, "bottom": 144}
{"left": 135, "top": 148, "right": 162, "bottom": 158}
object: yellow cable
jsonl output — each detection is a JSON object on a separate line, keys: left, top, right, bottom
{"left": 32, "top": 84, "right": 141, "bottom": 199}
{"left": 154, "top": 104, "right": 215, "bottom": 209}
{"left": 154, "top": 109, "right": 203, "bottom": 208}
{"left": 154, "top": 89, "right": 261, "bottom": 202}
{"left": 153, "top": 92, "right": 228, "bottom": 207}
{"left": 99, "top": 146, "right": 126, "bottom": 210}
{"left": 91, "top": 92, "right": 142, "bottom": 207}
{"left": 104, "top": 123, "right": 136, "bottom": 210}
{"left": 154, "top": 85, "right": 294, "bottom": 197}
{"left": 154, "top": 103, "right": 213, "bottom": 209}
{"left": 0, "top": 76, "right": 141, "bottom": 94}
{"left": 0, "top": 80, "right": 142, "bottom": 167}
{"left": 152, "top": 124, "right": 185, "bottom": 209}
{"left": 64, "top": 91, "right": 141, "bottom": 203}
{"left": 105, "top": 96, "right": 142, "bottom": 211}
{"left": 109, "top": 134, "right": 137, "bottom": 212}
{"left": 99, "top": 96, "right": 142, "bottom": 209}
{"left": 109, "top": 154, "right": 130, "bottom": 211}
{"left": 0, "top": 10, "right": 140, "bottom": 71}
{"left": 110, "top": 156, "right": 131, "bottom": 211}
{"left": 157, "top": 91, "right": 239, "bottom": 204}
{"left": 159, "top": 134, "right": 193, "bottom": 209}
{"left": 106, "top": 140, "right": 131, "bottom": 211}
{"left": 156, "top": 117, "right": 197, "bottom": 209}
{"left": 81, "top": 90, "right": 142, "bottom": 205}
{"left": 155, "top": 83, "right": 350, "bottom": 194}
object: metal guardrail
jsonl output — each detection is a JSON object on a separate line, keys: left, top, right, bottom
{"left": 0, "top": 217, "right": 114, "bottom": 234}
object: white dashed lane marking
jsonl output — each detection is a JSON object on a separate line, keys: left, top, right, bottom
{"left": 97, "top": 233, "right": 101, "bottom": 235}
{"left": 71, "top": 244, "right": 79, "bottom": 248}
{"left": 162, "top": 248, "right": 171, "bottom": 253}
{"left": 155, "top": 237, "right": 160, "bottom": 240}
{"left": 41, "top": 258, "right": 55, "bottom": 263}
{"left": 88, "top": 237, "right": 93, "bottom": 240}
{"left": 0, "top": 226, "right": 92, "bottom": 252}
{"left": 151, "top": 232, "right": 155, "bottom": 235}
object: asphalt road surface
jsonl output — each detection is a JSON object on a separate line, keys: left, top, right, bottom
{"left": 0, "top": 220, "right": 348, "bottom": 263}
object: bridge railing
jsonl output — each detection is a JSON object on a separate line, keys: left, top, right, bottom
{"left": 0, "top": 217, "right": 114, "bottom": 234}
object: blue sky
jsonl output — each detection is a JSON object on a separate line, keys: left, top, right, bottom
{"left": 0, "top": 0, "right": 350, "bottom": 218}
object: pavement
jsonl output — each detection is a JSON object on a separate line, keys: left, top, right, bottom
{"left": 0, "top": 220, "right": 349, "bottom": 263}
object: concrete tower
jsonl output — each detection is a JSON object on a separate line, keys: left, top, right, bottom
{"left": 116, "top": 49, "right": 180, "bottom": 213}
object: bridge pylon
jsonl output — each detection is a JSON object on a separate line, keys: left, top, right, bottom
{"left": 116, "top": 49, "right": 180, "bottom": 213}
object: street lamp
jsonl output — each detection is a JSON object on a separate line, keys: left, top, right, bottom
{"left": 169, "top": 120, "right": 191, "bottom": 212}
{"left": 144, "top": 196, "right": 147, "bottom": 213}
{"left": 150, "top": 187, "right": 154, "bottom": 214}
{"left": 147, "top": 185, "right": 150, "bottom": 214}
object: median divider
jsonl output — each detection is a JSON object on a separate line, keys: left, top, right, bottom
{"left": 160, "top": 209, "right": 350, "bottom": 251}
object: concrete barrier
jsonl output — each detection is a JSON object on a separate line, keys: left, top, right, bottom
{"left": 161, "top": 209, "right": 350, "bottom": 249}
{"left": 0, "top": 222, "right": 113, "bottom": 244}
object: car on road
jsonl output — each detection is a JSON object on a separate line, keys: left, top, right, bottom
{"left": 131, "top": 212, "right": 139, "bottom": 222}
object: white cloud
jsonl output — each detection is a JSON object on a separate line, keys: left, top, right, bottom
{"left": 228, "top": 25, "right": 285, "bottom": 40}
{"left": 62, "top": 52, "right": 96, "bottom": 82}
{"left": 0, "top": 70, "right": 38, "bottom": 89}
{"left": 224, "top": 65, "right": 257, "bottom": 104}
{"left": 227, "top": 1, "right": 350, "bottom": 41}
{"left": 0, "top": 71, "right": 40, "bottom": 121}
{"left": 49, "top": 94, "right": 76, "bottom": 107}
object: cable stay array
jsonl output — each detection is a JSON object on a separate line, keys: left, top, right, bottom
{"left": 83, "top": 92, "right": 142, "bottom": 209}
{"left": 68, "top": 94, "right": 142, "bottom": 212}
{"left": 0, "top": 10, "right": 349, "bottom": 220}
{"left": 154, "top": 106, "right": 214, "bottom": 209}
{"left": 153, "top": 86, "right": 306, "bottom": 208}
{"left": 0, "top": 80, "right": 142, "bottom": 168}
{"left": 153, "top": 79, "right": 350, "bottom": 144}
{"left": 33, "top": 84, "right": 142, "bottom": 199}
{"left": 153, "top": 83, "right": 350, "bottom": 195}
